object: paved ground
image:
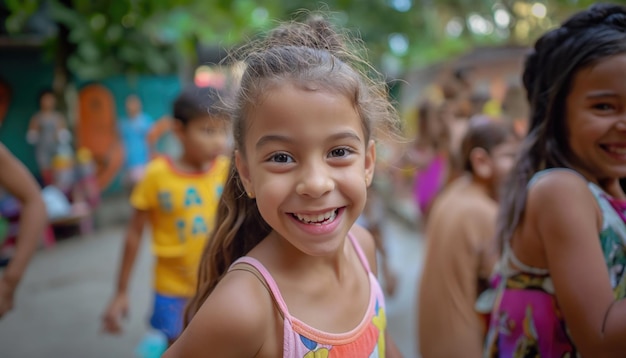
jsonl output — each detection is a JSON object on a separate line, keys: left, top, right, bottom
{"left": 0, "top": 206, "right": 424, "bottom": 358}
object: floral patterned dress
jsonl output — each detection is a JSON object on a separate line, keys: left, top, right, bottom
{"left": 484, "top": 169, "right": 626, "bottom": 357}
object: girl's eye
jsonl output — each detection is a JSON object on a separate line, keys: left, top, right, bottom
{"left": 269, "top": 153, "right": 293, "bottom": 163}
{"left": 329, "top": 147, "right": 352, "bottom": 158}
{"left": 592, "top": 103, "right": 616, "bottom": 111}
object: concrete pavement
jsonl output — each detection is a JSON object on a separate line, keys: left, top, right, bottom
{"left": 0, "top": 209, "right": 424, "bottom": 358}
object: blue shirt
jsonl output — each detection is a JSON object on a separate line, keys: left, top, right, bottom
{"left": 119, "top": 113, "right": 153, "bottom": 168}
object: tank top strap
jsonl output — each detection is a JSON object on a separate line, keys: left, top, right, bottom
{"left": 527, "top": 167, "right": 587, "bottom": 188}
{"left": 229, "top": 256, "right": 291, "bottom": 319}
{"left": 228, "top": 231, "right": 370, "bottom": 321}
{"left": 503, "top": 241, "right": 550, "bottom": 276}
{"left": 347, "top": 231, "right": 371, "bottom": 274}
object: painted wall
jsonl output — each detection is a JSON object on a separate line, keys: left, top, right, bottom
{"left": 0, "top": 47, "right": 54, "bottom": 177}
{"left": 76, "top": 76, "right": 182, "bottom": 194}
{"left": 84, "top": 75, "right": 181, "bottom": 124}
{"left": 0, "top": 46, "right": 181, "bottom": 191}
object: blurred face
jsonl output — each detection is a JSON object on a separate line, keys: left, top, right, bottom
{"left": 40, "top": 93, "right": 55, "bottom": 111}
{"left": 236, "top": 83, "right": 375, "bottom": 256}
{"left": 488, "top": 136, "right": 519, "bottom": 198}
{"left": 566, "top": 54, "right": 626, "bottom": 183}
{"left": 126, "top": 96, "right": 141, "bottom": 118}
{"left": 176, "top": 115, "right": 229, "bottom": 166}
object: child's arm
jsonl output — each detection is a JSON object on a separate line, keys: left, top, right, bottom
{"left": 530, "top": 171, "right": 626, "bottom": 355}
{"left": 0, "top": 144, "right": 46, "bottom": 318}
{"left": 163, "top": 269, "right": 272, "bottom": 357}
{"left": 101, "top": 208, "right": 148, "bottom": 334}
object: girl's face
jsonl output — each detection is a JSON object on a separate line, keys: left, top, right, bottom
{"left": 236, "top": 83, "right": 375, "bottom": 256}
{"left": 566, "top": 53, "right": 626, "bottom": 183}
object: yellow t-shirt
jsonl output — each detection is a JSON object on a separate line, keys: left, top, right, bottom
{"left": 130, "top": 155, "right": 230, "bottom": 297}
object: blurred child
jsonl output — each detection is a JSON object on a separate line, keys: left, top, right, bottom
{"left": 485, "top": 4, "right": 626, "bottom": 356}
{"left": 410, "top": 100, "right": 449, "bottom": 222}
{"left": 26, "top": 89, "right": 69, "bottom": 185}
{"left": 500, "top": 83, "right": 529, "bottom": 137}
{"left": 102, "top": 86, "right": 230, "bottom": 345}
{"left": 164, "top": 16, "right": 403, "bottom": 357}
{"left": 418, "top": 116, "right": 519, "bottom": 358}
{"left": 0, "top": 143, "right": 47, "bottom": 318}
{"left": 119, "top": 95, "right": 153, "bottom": 186}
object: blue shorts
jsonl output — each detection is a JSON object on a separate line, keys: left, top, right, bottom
{"left": 149, "top": 293, "right": 188, "bottom": 341}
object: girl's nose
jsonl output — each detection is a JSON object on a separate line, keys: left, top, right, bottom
{"left": 295, "top": 165, "right": 334, "bottom": 198}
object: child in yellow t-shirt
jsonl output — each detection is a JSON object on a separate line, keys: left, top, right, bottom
{"left": 102, "top": 85, "right": 231, "bottom": 345}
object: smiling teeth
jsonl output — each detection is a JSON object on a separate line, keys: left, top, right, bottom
{"left": 606, "top": 146, "right": 626, "bottom": 155}
{"left": 294, "top": 209, "right": 337, "bottom": 224}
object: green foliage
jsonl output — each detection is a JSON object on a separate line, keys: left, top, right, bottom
{"left": 5, "top": 0, "right": 598, "bottom": 80}
{"left": 5, "top": 0, "right": 279, "bottom": 80}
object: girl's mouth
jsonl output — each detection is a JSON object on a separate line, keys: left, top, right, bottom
{"left": 291, "top": 208, "right": 339, "bottom": 225}
{"left": 602, "top": 144, "right": 626, "bottom": 155}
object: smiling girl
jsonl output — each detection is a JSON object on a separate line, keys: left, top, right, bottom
{"left": 163, "top": 15, "right": 403, "bottom": 358}
{"left": 485, "top": 4, "right": 626, "bottom": 357}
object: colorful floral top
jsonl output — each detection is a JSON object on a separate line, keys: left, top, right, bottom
{"left": 484, "top": 169, "right": 626, "bottom": 358}
{"left": 229, "top": 233, "right": 388, "bottom": 357}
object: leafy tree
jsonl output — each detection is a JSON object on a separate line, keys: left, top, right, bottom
{"left": 4, "top": 0, "right": 599, "bottom": 84}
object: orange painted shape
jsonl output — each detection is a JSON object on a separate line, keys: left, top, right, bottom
{"left": 76, "top": 84, "right": 124, "bottom": 190}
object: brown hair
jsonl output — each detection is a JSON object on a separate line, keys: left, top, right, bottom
{"left": 461, "top": 116, "right": 517, "bottom": 174}
{"left": 184, "top": 14, "right": 399, "bottom": 324}
{"left": 415, "top": 100, "right": 449, "bottom": 152}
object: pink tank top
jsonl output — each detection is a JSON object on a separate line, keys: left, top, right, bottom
{"left": 229, "top": 233, "right": 388, "bottom": 357}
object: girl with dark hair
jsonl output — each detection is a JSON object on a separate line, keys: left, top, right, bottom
{"left": 485, "top": 4, "right": 626, "bottom": 357}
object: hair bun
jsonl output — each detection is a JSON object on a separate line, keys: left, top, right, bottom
{"left": 564, "top": 3, "right": 626, "bottom": 31}
{"left": 266, "top": 15, "right": 346, "bottom": 58}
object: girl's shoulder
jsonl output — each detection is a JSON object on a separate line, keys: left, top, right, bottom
{"left": 165, "top": 268, "right": 275, "bottom": 357}
{"left": 528, "top": 168, "right": 589, "bottom": 191}
{"left": 214, "top": 263, "right": 276, "bottom": 317}
{"left": 526, "top": 169, "right": 601, "bottom": 228}
{"left": 189, "top": 267, "right": 275, "bottom": 352}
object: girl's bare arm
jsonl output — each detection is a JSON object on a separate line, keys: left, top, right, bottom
{"left": 0, "top": 144, "right": 46, "bottom": 317}
{"left": 163, "top": 270, "right": 271, "bottom": 357}
{"left": 530, "top": 171, "right": 626, "bottom": 356}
